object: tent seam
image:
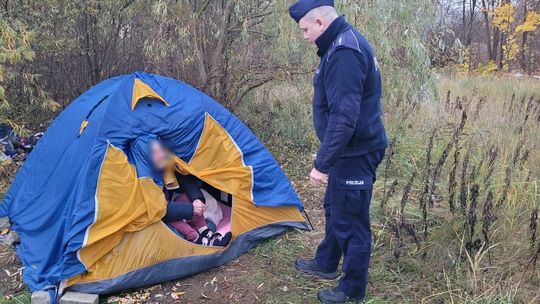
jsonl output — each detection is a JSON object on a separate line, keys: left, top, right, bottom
{"left": 76, "top": 142, "right": 111, "bottom": 269}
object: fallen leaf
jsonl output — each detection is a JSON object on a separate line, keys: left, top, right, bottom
{"left": 200, "top": 293, "right": 211, "bottom": 299}
{"left": 170, "top": 291, "right": 185, "bottom": 300}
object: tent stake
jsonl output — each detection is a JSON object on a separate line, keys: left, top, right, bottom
{"left": 303, "top": 209, "right": 315, "bottom": 231}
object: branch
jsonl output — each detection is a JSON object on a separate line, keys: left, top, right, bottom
{"left": 229, "top": 76, "right": 275, "bottom": 109}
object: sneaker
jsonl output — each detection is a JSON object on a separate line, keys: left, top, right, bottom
{"left": 209, "top": 232, "right": 232, "bottom": 247}
{"left": 295, "top": 258, "right": 339, "bottom": 280}
{"left": 194, "top": 235, "right": 209, "bottom": 246}
{"left": 200, "top": 228, "right": 214, "bottom": 239}
{"left": 317, "top": 287, "right": 364, "bottom": 304}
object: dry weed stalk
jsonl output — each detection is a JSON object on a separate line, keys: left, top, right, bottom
{"left": 403, "top": 222, "right": 421, "bottom": 250}
{"left": 452, "top": 96, "right": 461, "bottom": 115}
{"left": 392, "top": 221, "right": 403, "bottom": 259}
{"left": 511, "top": 139, "right": 525, "bottom": 166}
{"left": 444, "top": 90, "right": 451, "bottom": 111}
{"left": 459, "top": 141, "right": 472, "bottom": 216}
{"left": 429, "top": 110, "right": 468, "bottom": 208}
{"left": 483, "top": 145, "right": 499, "bottom": 185}
{"left": 534, "top": 97, "right": 540, "bottom": 124}
{"left": 497, "top": 166, "right": 512, "bottom": 208}
{"left": 469, "top": 163, "right": 479, "bottom": 184}
{"left": 400, "top": 170, "right": 417, "bottom": 217}
{"left": 420, "top": 130, "right": 436, "bottom": 238}
{"left": 472, "top": 96, "right": 486, "bottom": 121}
{"left": 530, "top": 208, "right": 538, "bottom": 249}
{"left": 515, "top": 242, "right": 540, "bottom": 293}
{"left": 448, "top": 143, "right": 461, "bottom": 214}
{"left": 393, "top": 170, "right": 419, "bottom": 258}
{"left": 381, "top": 137, "right": 398, "bottom": 210}
{"left": 497, "top": 139, "right": 525, "bottom": 208}
{"left": 517, "top": 97, "right": 534, "bottom": 134}
{"left": 468, "top": 184, "right": 480, "bottom": 241}
{"left": 382, "top": 179, "right": 399, "bottom": 209}
{"left": 505, "top": 93, "right": 516, "bottom": 122}
{"left": 482, "top": 191, "right": 494, "bottom": 244}
{"left": 482, "top": 191, "right": 494, "bottom": 265}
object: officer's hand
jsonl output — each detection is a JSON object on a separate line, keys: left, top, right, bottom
{"left": 192, "top": 199, "right": 206, "bottom": 216}
{"left": 310, "top": 168, "right": 328, "bottom": 187}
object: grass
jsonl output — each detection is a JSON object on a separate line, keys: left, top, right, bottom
{"left": 438, "top": 75, "right": 540, "bottom": 102}
{"left": 238, "top": 74, "right": 540, "bottom": 303}
{"left": 1, "top": 75, "right": 539, "bottom": 303}
{"left": 229, "top": 229, "right": 409, "bottom": 304}
{"left": 0, "top": 294, "right": 30, "bottom": 304}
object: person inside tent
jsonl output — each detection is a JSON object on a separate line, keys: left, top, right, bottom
{"left": 129, "top": 135, "right": 232, "bottom": 247}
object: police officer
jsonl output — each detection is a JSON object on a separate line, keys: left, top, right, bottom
{"left": 289, "top": 1, "right": 387, "bottom": 303}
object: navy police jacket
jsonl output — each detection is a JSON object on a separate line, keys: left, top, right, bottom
{"left": 313, "top": 16, "right": 387, "bottom": 174}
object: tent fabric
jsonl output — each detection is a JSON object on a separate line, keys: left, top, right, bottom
{"left": 67, "top": 222, "right": 306, "bottom": 295}
{"left": 0, "top": 72, "right": 306, "bottom": 293}
{"left": 131, "top": 78, "right": 168, "bottom": 110}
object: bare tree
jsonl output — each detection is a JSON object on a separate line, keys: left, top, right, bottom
{"left": 144, "top": 0, "right": 308, "bottom": 107}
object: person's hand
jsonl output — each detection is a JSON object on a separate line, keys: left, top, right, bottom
{"left": 310, "top": 168, "right": 328, "bottom": 187}
{"left": 193, "top": 199, "right": 206, "bottom": 216}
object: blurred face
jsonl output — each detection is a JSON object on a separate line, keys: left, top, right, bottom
{"left": 298, "top": 15, "right": 325, "bottom": 45}
{"left": 151, "top": 141, "right": 170, "bottom": 170}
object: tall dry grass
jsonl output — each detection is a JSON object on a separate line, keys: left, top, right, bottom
{"left": 237, "top": 75, "right": 540, "bottom": 302}
{"left": 378, "top": 75, "right": 539, "bottom": 302}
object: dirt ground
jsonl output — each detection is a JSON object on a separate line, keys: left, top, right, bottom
{"left": 0, "top": 244, "right": 25, "bottom": 300}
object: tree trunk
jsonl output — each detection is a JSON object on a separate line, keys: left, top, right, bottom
{"left": 465, "top": 0, "right": 477, "bottom": 46}
{"left": 481, "top": 0, "right": 494, "bottom": 60}
{"left": 519, "top": 0, "right": 529, "bottom": 72}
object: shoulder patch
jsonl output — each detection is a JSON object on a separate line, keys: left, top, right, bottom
{"left": 327, "top": 29, "right": 364, "bottom": 61}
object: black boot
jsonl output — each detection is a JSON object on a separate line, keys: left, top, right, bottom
{"left": 295, "top": 258, "right": 339, "bottom": 280}
{"left": 317, "top": 287, "right": 364, "bottom": 304}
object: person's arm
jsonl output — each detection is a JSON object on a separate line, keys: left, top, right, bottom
{"left": 162, "top": 201, "right": 194, "bottom": 222}
{"left": 315, "top": 48, "right": 367, "bottom": 173}
{"left": 175, "top": 173, "right": 206, "bottom": 203}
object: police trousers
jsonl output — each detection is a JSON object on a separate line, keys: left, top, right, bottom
{"left": 315, "top": 149, "right": 385, "bottom": 298}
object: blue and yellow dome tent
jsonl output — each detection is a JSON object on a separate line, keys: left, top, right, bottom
{"left": 0, "top": 72, "right": 306, "bottom": 295}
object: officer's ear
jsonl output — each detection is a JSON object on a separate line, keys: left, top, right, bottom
{"left": 315, "top": 18, "right": 324, "bottom": 30}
